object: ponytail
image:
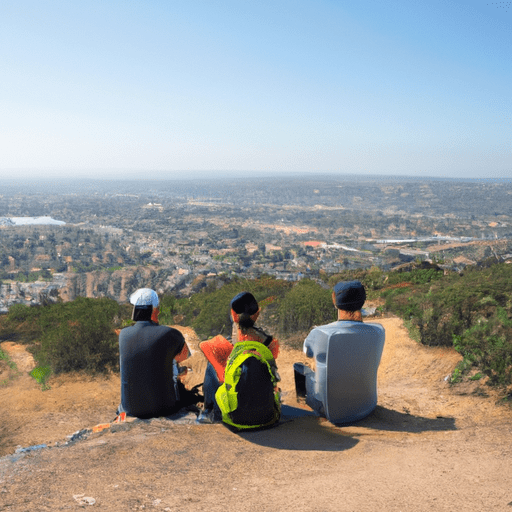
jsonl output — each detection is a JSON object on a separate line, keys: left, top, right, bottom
{"left": 237, "top": 312, "right": 255, "bottom": 329}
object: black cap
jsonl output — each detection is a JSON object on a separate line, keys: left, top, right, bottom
{"left": 230, "top": 291, "right": 259, "bottom": 315}
{"left": 333, "top": 280, "right": 366, "bottom": 311}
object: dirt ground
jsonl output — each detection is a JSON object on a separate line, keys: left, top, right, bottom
{"left": 1, "top": 317, "right": 512, "bottom": 511}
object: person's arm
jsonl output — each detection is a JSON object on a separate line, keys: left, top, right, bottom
{"left": 268, "top": 338, "right": 279, "bottom": 359}
{"left": 175, "top": 342, "right": 191, "bottom": 363}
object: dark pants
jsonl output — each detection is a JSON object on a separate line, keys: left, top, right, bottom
{"left": 202, "top": 362, "right": 222, "bottom": 421}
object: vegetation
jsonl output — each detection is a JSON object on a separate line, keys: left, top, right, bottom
{"left": 0, "top": 261, "right": 510, "bottom": 389}
{"left": 277, "top": 279, "right": 334, "bottom": 334}
{"left": 319, "top": 263, "right": 511, "bottom": 387}
{"left": 0, "top": 347, "right": 19, "bottom": 386}
{"left": 379, "top": 263, "right": 512, "bottom": 386}
{"left": 158, "top": 275, "right": 294, "bottom": 339}
{"left": 30, "top": 365, "right": 52, "bottom": 390}
{"left": 0, "top": 347, "right": 17, "bottom": 372}
{"left": 0, "top": 298, "right": 129, "bottom": 374}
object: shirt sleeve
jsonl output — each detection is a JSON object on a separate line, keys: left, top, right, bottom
{"left": 175, "top": 342, "right": 191, "bottom": 363}
{"left": 268, "top": 338, "right": 279, "bottom": 359}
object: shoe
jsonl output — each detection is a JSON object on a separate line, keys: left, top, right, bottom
{"left": 196, "top": 409, "right": 215, "bottom": 424}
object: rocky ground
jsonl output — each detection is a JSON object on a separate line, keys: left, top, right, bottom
{"left": 1, "top": 317, "right": 511, "bottom": 511}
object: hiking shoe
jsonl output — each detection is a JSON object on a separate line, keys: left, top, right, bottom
{"left": 196, "top": 409, "right": 219, "bottom": 424}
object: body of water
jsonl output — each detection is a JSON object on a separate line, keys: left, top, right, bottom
{"left": 0, "top": 216, "right": 65, "bottom": 226}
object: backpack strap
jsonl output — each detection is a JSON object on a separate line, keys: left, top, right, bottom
{"left": 238, "top": 330, "right": 280, "bottom": 359}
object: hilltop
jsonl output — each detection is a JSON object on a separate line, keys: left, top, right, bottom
{"left": 1, "top": 317, "right": 512, "bottom": 511}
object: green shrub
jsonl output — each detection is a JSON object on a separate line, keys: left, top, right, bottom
{"left": 385, "top": 267, "right": 443, "bottom": 287}
{"left": 30, "top": 365, "right": 52, "bottom": 390}
{"left": 33, "top": 297, "right": 126, "bottom": 374}
{"left": 0, "top": 347, "right": 19, "bottom": 385}
{"left": 0, "top": 348, "right": 17, "bottom": 371}
{"left": 6, "top": 303, "right": 34, "bottom": 323}
{"left": 453, "top": 307, "right": 512, "bottom": 386}
{"left": 159, "top": 276, "right": 293, "bottom": 339}
{"left": 0, "top": 304, "right": 42, "bottom": 342}
{"left": 277, "top": 279, "right": 335, "bottom": 335}
{"left": 449, "top": 359, "right": 472, "bottom": 384}
{"left": 380, "top": 262, "right": 512, "bottom": 384}
{"left": 1, "top": 298, "right": 129, "bottom": 375}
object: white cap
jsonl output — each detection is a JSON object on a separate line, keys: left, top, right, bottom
{"left": 129, "top": 288, "right": 159, "bottom": 307}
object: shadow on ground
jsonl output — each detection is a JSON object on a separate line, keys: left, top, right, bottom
{"left": 237, "top": 404, "right": 456, "bottom": 451}
{"left": 237, "top": 406, "right": 359, "bottom": 451}
{"left": 343, "top": 405, "right": 457, "bottom": 433}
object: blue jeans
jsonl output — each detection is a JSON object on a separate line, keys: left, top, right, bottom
{"left": 202, "top": 362, "right": 222, "bottom": 421}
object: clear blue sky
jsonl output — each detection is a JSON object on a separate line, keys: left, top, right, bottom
{"left": 1, "top": 0, "right": 510, "bottom": 180}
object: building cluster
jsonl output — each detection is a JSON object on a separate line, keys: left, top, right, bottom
{"left": 1, "top": 177, "right": 511, "bottom": 311}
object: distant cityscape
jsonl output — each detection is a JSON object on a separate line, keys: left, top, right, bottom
{"left": 1, "top": 175, "right": 511, "bottom": 313}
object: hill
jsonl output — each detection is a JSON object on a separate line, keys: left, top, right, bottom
{"left": 1, "top": 318, "right": 512, "bottom": 511}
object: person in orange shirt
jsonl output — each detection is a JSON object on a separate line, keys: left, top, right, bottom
{"left": 198, "top": 291, "right": 279, "bottom": 423}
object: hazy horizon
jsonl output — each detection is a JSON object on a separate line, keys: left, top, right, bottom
{"left": 1, "top": 1, "right": 511, "bottom": 180}
{"left": 1, "top": 171, "right": 511, "bottom": 186}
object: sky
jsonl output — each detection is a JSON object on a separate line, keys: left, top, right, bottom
{"left": 1, "top": 0, "right": 511, "bottom": 180}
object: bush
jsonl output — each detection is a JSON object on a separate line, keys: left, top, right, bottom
{"left": 387, "top": 268, "right": 443, "bottom": 286}
{"left": 160, "top": 276, "right": 293, "bottom": 339}
{"left": 453, "top": 307, "right": 512, "bottom": 386}
{"left": 0, "top": 304, "right": 42, "bottom": 343}
{"left": 277, "top": 279, "right": 335, "bottom": 335}
{"left": 0, "top": 298, "right": 129, "bottom": 375}
{"left": 33, "top": 297, "right": 127, "bottom": 374}
{"left": 5, "top": 303, "right": 34, "bottom": 323}
{"left": 381, "top": 261, "right": 512, "bottom": 385}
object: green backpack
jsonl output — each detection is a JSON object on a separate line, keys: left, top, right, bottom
{"left": 215, "top": 340, "right": 281, "bottom": 430}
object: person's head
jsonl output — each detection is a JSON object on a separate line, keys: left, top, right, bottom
{"left": 130, "top": 288, "right": 160, "bottom": 322}
{"left": 332, "top": 280, "right": 366, "bottom": 313}
{"left": 230, "top": 291, "right": 260, "bottom": 329}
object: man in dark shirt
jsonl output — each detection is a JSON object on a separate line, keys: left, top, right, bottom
{"left": 118, "top": 288, "right": 190, "bottom": 419}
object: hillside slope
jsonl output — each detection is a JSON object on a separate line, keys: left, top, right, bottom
{"left": 1, "top": 317, "right": 511, "bottom": 511}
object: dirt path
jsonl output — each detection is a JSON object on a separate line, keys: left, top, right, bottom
{"left": 1, "top": 317, "right": 512, "bottom": 511}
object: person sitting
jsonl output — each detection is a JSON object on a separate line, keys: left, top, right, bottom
{"left": 199, "top": 291, "right": 280, "bottom": 428}
{"left": 294, "top": 280, "right": 385, "bottom": 424}
{"left": 118, "top": 288, "right": 190, "bottom": 419}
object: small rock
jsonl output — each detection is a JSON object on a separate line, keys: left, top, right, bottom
{"left": 66, "top": 429, "right": 91, "bottom": 442}
{"left": 73, "top": 494, "right": 96, "bottom": 506}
